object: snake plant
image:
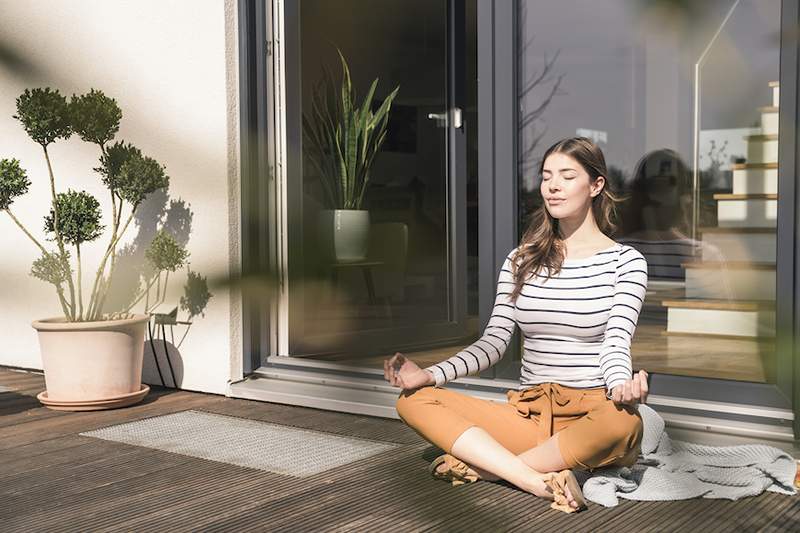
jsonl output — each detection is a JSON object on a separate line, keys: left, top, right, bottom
{"left": 303, "top": 49, "right": 399, "bottom": 210}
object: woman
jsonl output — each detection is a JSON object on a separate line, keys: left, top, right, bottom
{"left": 385, "top": 137, "right": 650, "bottom": 513}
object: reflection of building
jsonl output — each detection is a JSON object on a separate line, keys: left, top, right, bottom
{"left": 0, "top": 2, "right": 797, "bottom": 451}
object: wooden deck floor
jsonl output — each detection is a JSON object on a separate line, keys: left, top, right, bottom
{"left": 1, "top": 367, "right": 798, "bottom": 532}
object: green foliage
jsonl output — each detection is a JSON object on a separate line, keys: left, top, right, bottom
{"left": 5, "top": 86, "right": 195, "bottom": 322}
{"left": 303, "top": 48, "right": 399, "bottom": 210}
{"left": 145, "top": 229, "right": 189, "bottom": 273}
{"left": 117, "top": 153, "right": 169, "bottom": 206}
{"left": 13, "top": 88, "right": 72, "bottom": 146}
{"left": 0, "top": 158, "right": 30, "bottom": 209}
{"left": 180, "top": 269, "right": 212, "bottom": 319}
{"left": 70, "top": 89, "right": 122, "bottom": 146}
{"left": 31, "top": 249, "right": 72, "bottom": 285}
{"left": 44, "top": 189, "right": 104, "bottom": 245}
{"left": 95, "top": 141, "right": 142, "bottom": 192}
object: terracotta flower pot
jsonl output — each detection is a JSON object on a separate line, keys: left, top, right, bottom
{"left": 31, "top": 314, "right": 150, "bottom": 411}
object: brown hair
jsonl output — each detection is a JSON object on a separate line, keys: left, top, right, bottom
{"left": 509, "top": 137, "right": 623, "bottom": 302}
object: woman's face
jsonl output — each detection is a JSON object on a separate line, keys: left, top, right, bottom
{"left": 540, "top": 152, "right": 604, "bottom": 220}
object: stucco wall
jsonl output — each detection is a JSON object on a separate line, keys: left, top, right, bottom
{"left": 0, "top": 0, "right": 242, "bottom": 394}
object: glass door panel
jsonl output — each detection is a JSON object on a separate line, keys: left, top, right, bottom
{"left": 284, "top": 0, "right": 479, "bottom": 362}
{"left": 513, "top": 0, "right": 782, "bottom": 386}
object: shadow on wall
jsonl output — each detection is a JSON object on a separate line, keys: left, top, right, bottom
{"left": 103, "top": 188, "right": 213, "bottom": 389}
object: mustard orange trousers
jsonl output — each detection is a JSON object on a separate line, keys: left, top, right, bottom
{"left": 395, "top": 383, "right": 643, "bottom": 472}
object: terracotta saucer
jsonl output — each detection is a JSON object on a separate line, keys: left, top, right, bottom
{"left": 37, "top": 385, "right": 150, "bottom": 411}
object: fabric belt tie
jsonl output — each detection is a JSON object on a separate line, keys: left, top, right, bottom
{"left": 507, "top": 383, "right": 572, "bottom": 446}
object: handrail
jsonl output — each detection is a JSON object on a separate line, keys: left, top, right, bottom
{"left": 692, "top": 0, "right": 741, "bottom": 244}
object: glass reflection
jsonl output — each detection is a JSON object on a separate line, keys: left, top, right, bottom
{"left": 517, "top": 0, "right": 779, "bottom": 383}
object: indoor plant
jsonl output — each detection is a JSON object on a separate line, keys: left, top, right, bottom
{"left": 0, "top": 87, "right": 189, "bottom": 410}
{"left": 303, "top": 49, "right": 399, "bottom": 263}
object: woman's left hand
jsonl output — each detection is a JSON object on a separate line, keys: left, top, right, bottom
{"left": 610, "top": 369, "right": 649, "bottom": 405}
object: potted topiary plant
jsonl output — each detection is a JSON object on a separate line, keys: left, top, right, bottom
{"left": 303, "top": 49, "right": 399, "bottom": 263}
{"left": 0, "top": 87, "right": 190, "bottom": 410}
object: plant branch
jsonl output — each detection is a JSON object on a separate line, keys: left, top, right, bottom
{"left": 44, "top": 146, "right": 77, "bottom": 320}
{"left": 76, "top": 243, "right": 84, "bottom": 320}
{"left": 4, "top": 208, "right": 47, "bottom": 255}
{"left": 88, "top": 205, "right": 134, "bottom": 319}
{"left": 4, "top": 207, "right": 73, "bottom": 318}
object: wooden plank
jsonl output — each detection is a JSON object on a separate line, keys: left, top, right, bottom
{"left": 1, "top": 368, "right": 798, "bottom": 532}
{"left": 0, "top": 390, "right": 226, "bottom": 451}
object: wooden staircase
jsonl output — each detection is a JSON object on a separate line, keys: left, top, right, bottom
{"left": 662, "top": 80, "right": 778, "bottom": 342}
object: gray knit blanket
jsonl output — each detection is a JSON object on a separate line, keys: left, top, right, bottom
{"left": 573, "top": 404, "right": 798, "bottom": 507}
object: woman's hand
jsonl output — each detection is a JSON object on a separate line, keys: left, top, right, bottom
{"left": 610, "top": 369, "right": 649, "bottom": 406}
{"left": 384, "top": 352, "right": 435, "bottom": 390}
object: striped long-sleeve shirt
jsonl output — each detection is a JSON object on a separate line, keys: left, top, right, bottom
{"left": 424, "top": 242, "right": 648, "bottom": 399}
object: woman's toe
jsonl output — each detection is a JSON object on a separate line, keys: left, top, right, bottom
{"left": 564, "top": 487, "right": 577, "bottom": 508}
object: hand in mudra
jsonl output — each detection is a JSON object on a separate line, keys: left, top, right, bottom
{"left": 384, "top": 352, "right": 435, "bottom": 390}
{"left": 610, "top": 369, "right": 649, "bottom": 406}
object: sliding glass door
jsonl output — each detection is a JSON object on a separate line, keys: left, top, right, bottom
{"left": 282, "top": 1, "right": 480, "bottom": 361}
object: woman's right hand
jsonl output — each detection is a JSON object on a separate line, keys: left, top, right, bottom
{"left": 384, "top": 352, "right": 435, "bottom": 390}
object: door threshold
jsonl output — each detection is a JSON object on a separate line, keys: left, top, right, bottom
{"left": 229, "top": 364, "right": 799, "bottom": 455}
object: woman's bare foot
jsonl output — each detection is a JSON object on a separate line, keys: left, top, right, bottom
{"left": 525, "top": 473, "right": 581, "bottom": 510}
{"left": 449, "top": 463, "right": 580, "bottom": 510}
{"left": 434, "top": 458, "right": 580, "bottom": 510}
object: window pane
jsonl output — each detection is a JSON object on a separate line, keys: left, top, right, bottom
{"left": 517, "top": 0, "right": 780, "bottom": 384}
{"left": 287, "top": 0, "right": 479, "bottom": 363}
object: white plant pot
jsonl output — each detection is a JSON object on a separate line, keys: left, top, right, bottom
{"left": 319, "top": 209, "right": 371, "bottom": 263}
{"left": 31, "top": 314, "right": 150, "bottom": 411}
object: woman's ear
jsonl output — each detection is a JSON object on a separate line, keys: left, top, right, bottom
{"left": 591, "top": 176, "right": 606, "bottom": 198}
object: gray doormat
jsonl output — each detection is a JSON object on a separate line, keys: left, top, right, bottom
{"left": 80, "top": 410, "right": 400, "bottom": 477}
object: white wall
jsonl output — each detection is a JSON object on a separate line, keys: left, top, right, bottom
{"left": 0, "top": 0, "right": 242, "bottom": 394}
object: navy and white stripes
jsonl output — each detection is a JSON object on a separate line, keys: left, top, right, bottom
{"left": 424, "top": 243, "right": 648, "bottom": 398}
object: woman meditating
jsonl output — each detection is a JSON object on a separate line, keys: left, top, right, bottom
{"left": 385, "top": 137, "right": 650, "bottom": 513}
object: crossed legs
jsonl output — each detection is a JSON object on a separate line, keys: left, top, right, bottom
{"left": 395, "top": 386, "right": 580, "bottom": 504}
{"left": 454, "top": 430, "right": 571, "bottom": 483}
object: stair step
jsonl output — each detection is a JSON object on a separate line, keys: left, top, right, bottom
{"left": 731, "top": 162, "right": 777, "bottom": 170}
{"left": 760, "top": 107, "right": 779, "bottom": 135}
{"left": 698, "top": 228, "right": 775, "bottom": 262}
{"left": 682, "top": 260, "right": 775, "bottom": 301}
{"left": 731, "top": 164, "right": 777, "bottom": 195}
{"left": 770, "top": 82, "right": 779, "bottom": 107}
{"left": 663, "top": 299, "right": 775, "bottom": 338}
{"left": 661, "top": 329, "right": 775, "bottom": 341}
{"left": 698, "top": 226, "right": 774, "bottom": 234}
{"left": 683, "top": 261, "right": 775, "bottom": 270}
{"left": 662, "top": 298, "right": 773, "bottom": 311}
{"left": 743, "top": 135, "right": 778, "bottom": 164}
{"left": 714, "top": 193, "right": 778, "bottom": 200}
{"left": 715, "top": 195, "right": 777, "bottom": 228}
